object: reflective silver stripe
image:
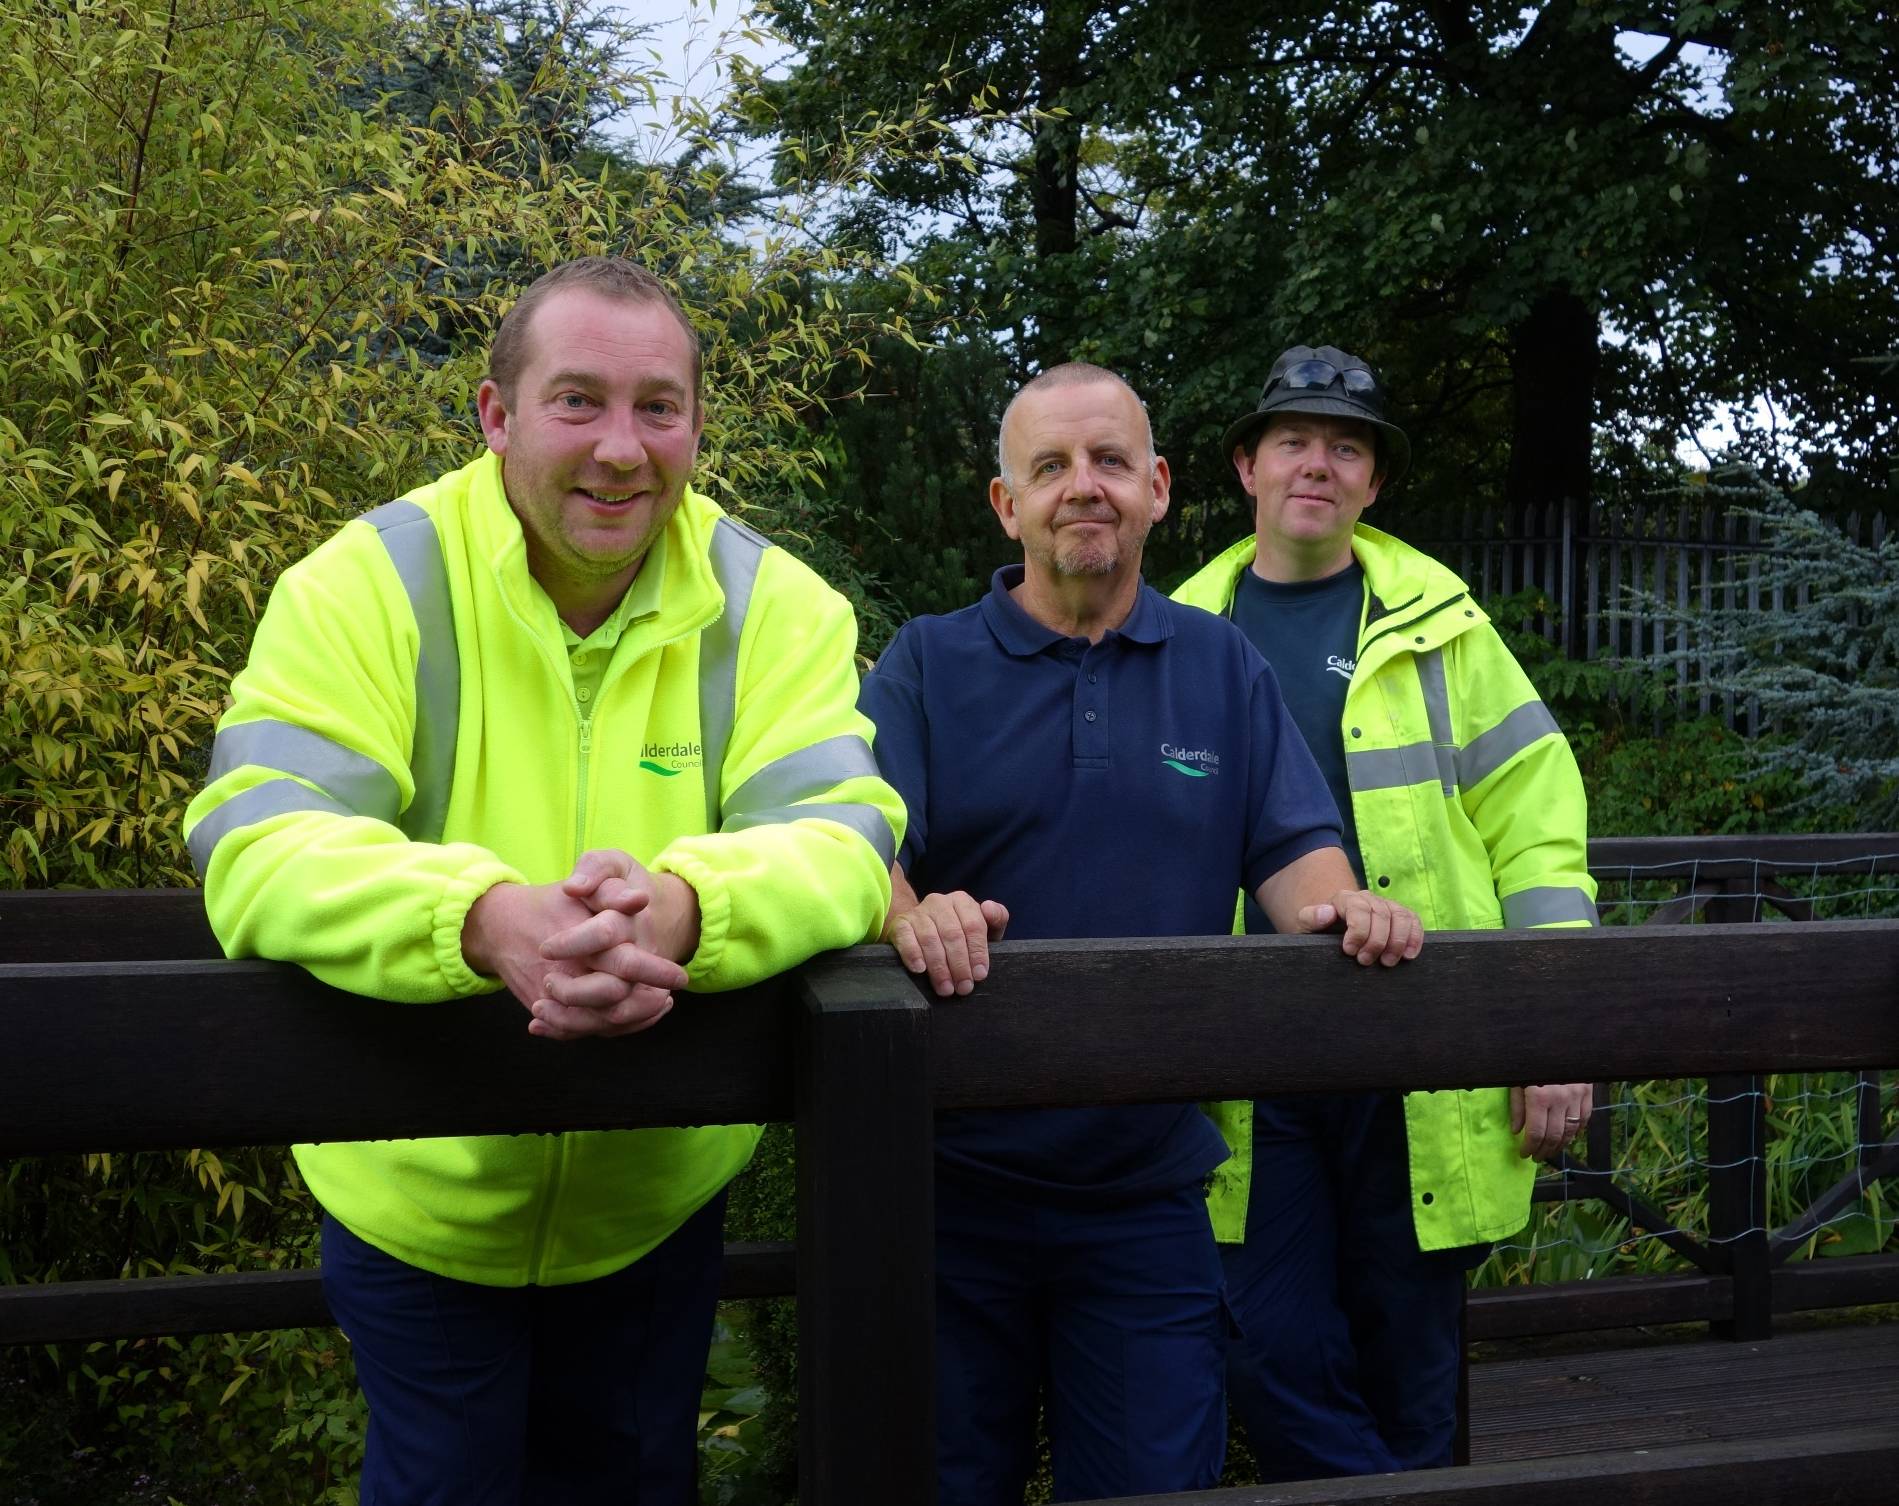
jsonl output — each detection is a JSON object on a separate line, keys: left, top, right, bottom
{"left": 362, "top": 500, "right": 458, "bottom": 842}
{"left": 188, "top": 778, "right": 354, "bottom": 876}
{"left": 1347, "top": 739, "right": 1443, "bottom": 794}
{"left": 722, "top": 801, "right": 898, "bottom": 869}
{"left": 1458, "top": 700, "right": 1561, "bottom": 791}
{"left": 726, "top": 734, "right": 881, "bottom": 816}
{"left": 1503, "top": 886, "right": 1599, "bottom": 927}
{"left": 698, "top": 515, "right": 770, "bottom": 830}
{"left": 207, "top": 719, "right": 401, "bottom": 823}
{"left": 1415, "top": 649, "right": 1457, "bottom": 797}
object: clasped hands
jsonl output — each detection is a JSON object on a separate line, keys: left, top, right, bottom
{"left": 462, "top": 849, "right": 700, "bottom": 1041}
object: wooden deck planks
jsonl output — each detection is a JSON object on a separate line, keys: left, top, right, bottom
{"left": 1469, "top": 1321, "right": 1899, "bottom": 1464}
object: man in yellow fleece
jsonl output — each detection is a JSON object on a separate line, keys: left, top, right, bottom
{"left": 184, "top": 257, "right": 903, "bottom": 1504}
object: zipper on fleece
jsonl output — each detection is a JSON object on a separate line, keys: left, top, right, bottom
{"left": 525, "top": 1133, "right": 565, "bottom": 1280}
{"left": 574, "top": 708, "right": 594, "bottom": 857}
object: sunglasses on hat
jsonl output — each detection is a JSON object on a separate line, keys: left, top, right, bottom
{"left": 1271, "top": 359, "right": 1378, "bottom": 397}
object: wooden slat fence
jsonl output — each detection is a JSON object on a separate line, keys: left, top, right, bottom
{"left": 1414, "top": 499, "right": 1888, "bottom": 732}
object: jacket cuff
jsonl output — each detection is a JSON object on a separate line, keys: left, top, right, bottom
{"left": 650, "top": 847, "right": 729, "bottom": 989}
{"left": 431, "top": 854, "right": 530, "bottom": 996}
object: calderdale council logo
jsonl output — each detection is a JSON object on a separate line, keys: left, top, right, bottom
{"left": 1160, "top": 742, "right": 1220, "bottom": 778}
{"left": 639, "top": 740, "right": 702, "bottom": 777}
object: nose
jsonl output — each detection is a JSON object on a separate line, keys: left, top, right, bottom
{"left": 1066, "top": 458, "right": 1107, "bottom": 500}
{"left": 593, "top": 407, "right": 649, "bottom": 471}
{"left": 1299, "top": 444, "right": 1330, "bottom": 476}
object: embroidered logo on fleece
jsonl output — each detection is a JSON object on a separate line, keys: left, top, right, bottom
{"left": 639, "top": 740, "right": 702, "bottom": 776}
{"left": 1160, "top": 743, "right": 1220, "bottom": 778}
{"left": 1325, "top": 655, "right": 1356, "bottom": 680}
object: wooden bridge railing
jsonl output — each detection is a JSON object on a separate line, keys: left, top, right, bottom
{"left": 3, "top": 834, "right": 1898, "bottom": 1504}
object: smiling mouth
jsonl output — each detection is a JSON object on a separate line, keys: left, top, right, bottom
{"left": 577, "top": 487, "right": 642, "bottom": 507}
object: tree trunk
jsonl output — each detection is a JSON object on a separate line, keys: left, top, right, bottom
{"left": 1506, "top": 290, "right": 1598, "bottom": 513}
{"left": 1027, "top": 0, "right": 1086, "bottom": 366}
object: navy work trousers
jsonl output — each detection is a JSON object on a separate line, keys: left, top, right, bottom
{"left": 1221, "top": 1093, "right": 1481, "bottom": 1482}
{"left": 935, "top": 1174, "right": 1228, "bottom": 1506}
{"left": 320, "top": 1191, "right": 726, "bottom": 1506}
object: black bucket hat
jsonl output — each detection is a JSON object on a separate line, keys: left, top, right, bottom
{"left": 1221, "top": 344, "right": 1410, "bottom": 485}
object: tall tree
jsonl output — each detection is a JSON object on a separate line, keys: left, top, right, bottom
{"left": 759, "top": 0, "right": 1897, "bottom": 562}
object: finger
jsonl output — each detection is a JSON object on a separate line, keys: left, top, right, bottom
{"left": 982, "top": 900, "right": 1010, "bottom": 941}
{"left": 1338, "top": 901, "right": 1370, "bottom": 958}
{"left": 529, "top": 989, "right": 672, "bottom": 1040}
{"left": 543, "top": 969, "right": 634, "bottom": 1010}
{"left": 1356, "top": 904, "right": 1393, "bottom": 968}
{"left": 585, "top": 875, "right": 654, "bottom": 917}
{"left": 561, "top": 848, "right": 629, "bottom": 900}
{"left": 581, "top": 941, "right": 689, "bottom": 993}
{"left": 540, "top": 910, "right": 637, "bottom": 961}
{"left": 1402, "top": 917, "right": 1424, "bottom": 960}
{"left": 1510, "top": 1084, "right": 1527, "bottom": 1136}
{"left": 1295, "top": 903, "right": 1339, "bottom": 934}
{"left": 953, "top": 894, "right": 995, "bottom": 987}
{"left": 1525, "top": 1089, "right": 1562, "bottom": 1160}
{"left": 934, "top": 901, "right": 976, "bottom": 995}
{"left": 909, "top": 914, "right": 956, "bottom": 998}
{"left": 890, "top": 916, "right": 927, "bottom": 975}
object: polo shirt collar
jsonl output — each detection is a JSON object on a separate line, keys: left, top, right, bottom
{"left": 979, "top": 564, "right": 1174, "bottom": 656}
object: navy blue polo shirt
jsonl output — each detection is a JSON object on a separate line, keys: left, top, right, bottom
{"left": 859, "top": 565, "right": 1344, "bottom": 1206}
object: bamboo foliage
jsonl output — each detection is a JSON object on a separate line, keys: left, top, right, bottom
{"left": 0, "top": 0, "right": 951, "bottom": 890}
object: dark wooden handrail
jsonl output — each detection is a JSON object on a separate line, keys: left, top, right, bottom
{"left": 4, "top": 922, "right": 1895, "bottom": 1154}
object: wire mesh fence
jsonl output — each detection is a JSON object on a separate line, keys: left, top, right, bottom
{"left": 1475, "top": 845, "right": 1899, "bottom": 1289}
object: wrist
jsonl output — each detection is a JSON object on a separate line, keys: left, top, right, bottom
{"left": 461, "top": 881, "right": 521, "bottom": 976}
{"left": 648, "top": 872, "right": 702, "bottom": 965}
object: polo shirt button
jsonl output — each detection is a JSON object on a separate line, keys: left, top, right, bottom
{"left": 1088, "top": 673, "right": 1098, "bottom": 684}
{"left": 576, "top": 686, "right": 592, "bottom": 703}
{"left": 1084, "top": 710, "right": 1097, "bottom": 722}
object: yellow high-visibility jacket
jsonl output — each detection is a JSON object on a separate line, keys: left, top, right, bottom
{"left": 184, "top": 451, "right": 902, "bottom": 1285}
{"left": 1173, "top": 524, "right": 1595, "bottom": 1250}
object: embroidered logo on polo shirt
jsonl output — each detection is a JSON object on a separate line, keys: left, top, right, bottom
{"left": 1326, "top": 655, "right": 1356, "bottom": 680}
{"left": 1160, "top": 743, "right": 1220, "bottom": 778}
{"left": 639, "top": 740, "right": 702, "bottom": 776}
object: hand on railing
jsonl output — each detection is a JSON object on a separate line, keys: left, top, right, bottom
{"left": 1512, "top": 1082, "right": 1592, "bottom": 1161}
{"left": 885, "top": 889, "right": 1011, "bottom": 999}
{"left": 1296, "top": 889, "right": 1426, "bottom": 968}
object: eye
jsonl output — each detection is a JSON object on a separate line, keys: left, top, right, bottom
{"left": 557, "top": 391, "right": 594, "bottom": 412}
{"left": 1036, "top": 459, "right": 1062, "bottom": 476}
{"left": 1098, "top": 452, "right": 1125, "bottom": 468}
{"left": 645, "top": 399, "right": 681, "bottom": 418}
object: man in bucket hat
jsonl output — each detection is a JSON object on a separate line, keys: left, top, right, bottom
{"left": 1173, "top": 344, "right": 1597, "bottom": 1481}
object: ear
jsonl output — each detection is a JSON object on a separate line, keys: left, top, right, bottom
{"left": 988, "top": 476, "right": 1022, "bottom": 541}
{"left": 476, "top": 378, "right": 511, "bottom": 457}
{"left": 1233, "top": 443, "right": 1258, "bottom": 495}
{"left": 1149, "top": 455, "right": 1172, "bottom": 526}
{"left": 1362, "top": 467, "right": 1384, "bottom": 512}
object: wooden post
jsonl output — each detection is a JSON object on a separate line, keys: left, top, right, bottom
{"left": 796, "top": 958, "right": 935, "bottom": 1506}
{"left": 1703, "top": 877, "right": 1772, "bottom": 1340}
{"left": 1708, "top": 1070, "right": 1772, "bottom": 1342}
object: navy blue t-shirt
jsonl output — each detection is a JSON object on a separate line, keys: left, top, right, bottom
{"left": 859, "top": 565, "right": 1344, "bottom": 1206}
{"left": 1229, "top": 563, "right": 1366, "bottom": 933}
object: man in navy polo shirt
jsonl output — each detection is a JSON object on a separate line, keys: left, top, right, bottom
{"left": 857, "top": 361, "right": 1423, "bottom": 1506}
